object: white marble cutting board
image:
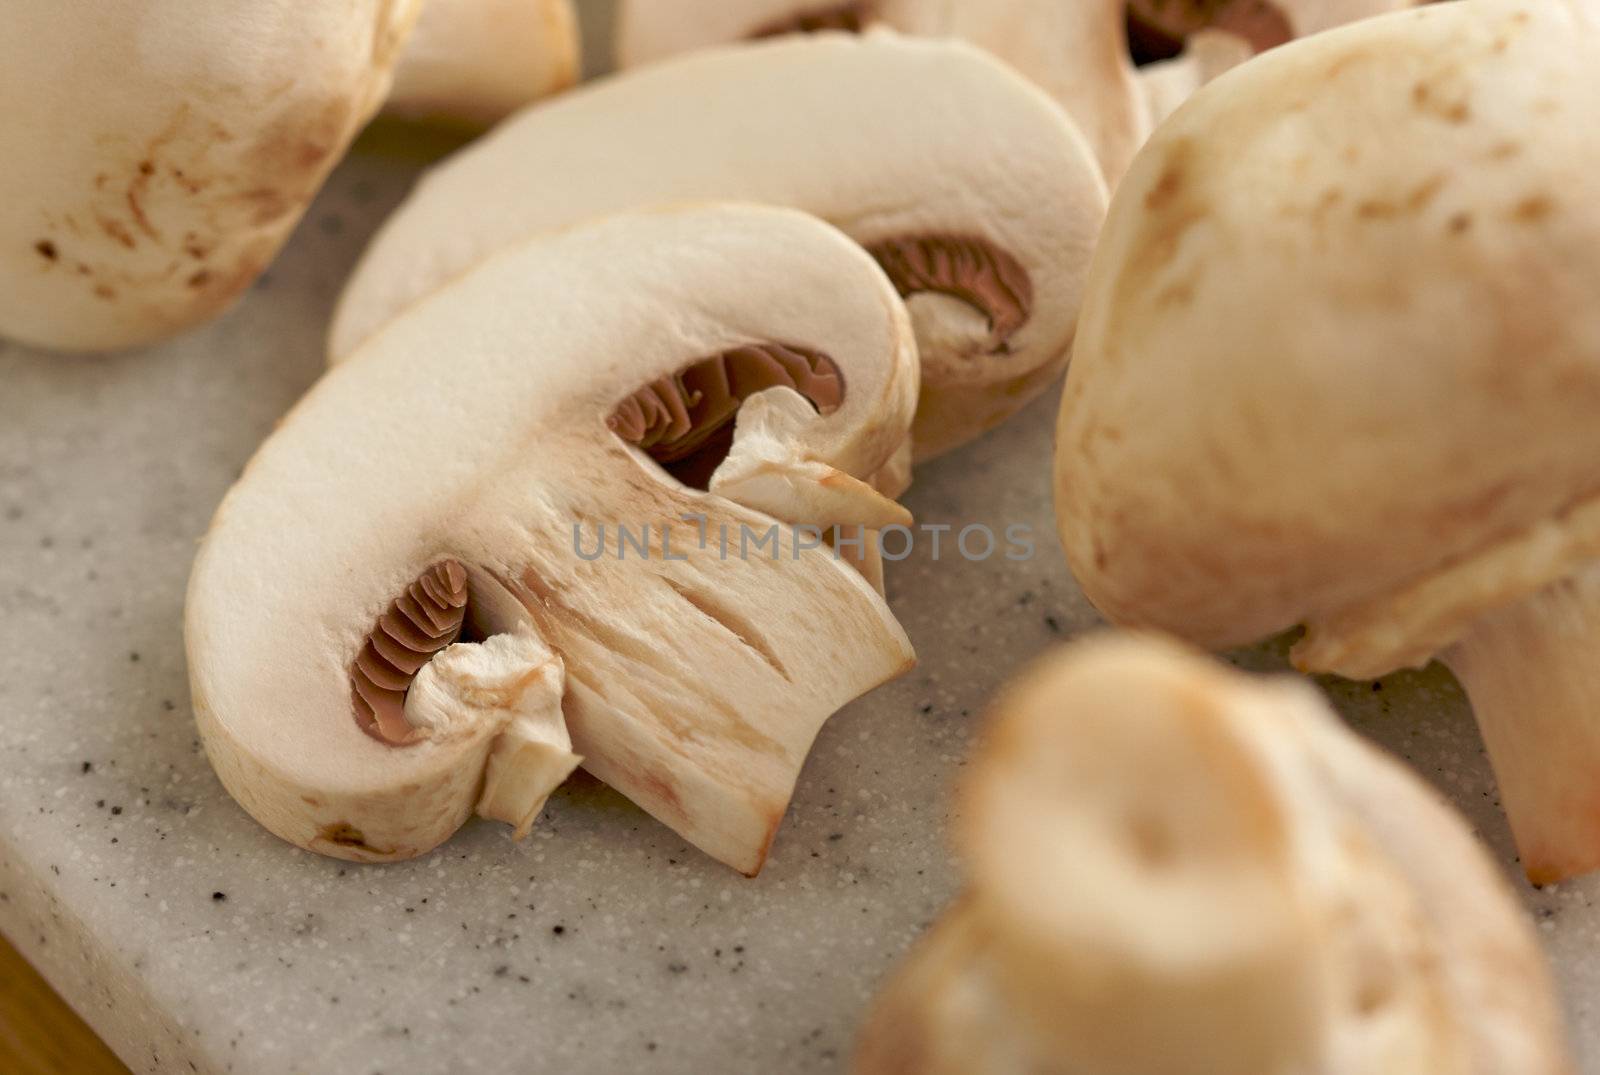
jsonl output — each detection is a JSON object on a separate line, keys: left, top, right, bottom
{"left": 3, "top": 3, "right": 1598, "bottom": 1073}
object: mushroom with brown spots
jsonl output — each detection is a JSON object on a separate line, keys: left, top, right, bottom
{"left": 856, "top": 636, "right": 1574, "bottom": 1075}
{"left": 187, "top": 204, "right": 919, "bottom": 874}
{"left": 0, "top": 0, "right": 425, "bottom": 352}
{"left": 330, "top": 32, "right": 1105, "bottom": 463}
{"left": 383, "top": 0, "right": 581, "bottom": 127}
{"left": 1055, "top": 0, "right": 1600, "bottom": 882}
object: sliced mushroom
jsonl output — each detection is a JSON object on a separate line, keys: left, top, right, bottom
{"left": 1056, "top": 0, "right": 1600, "bottom": 881}
{"left": 856, "top": 636, "right": 1573, "bottom": 1075}
{"left": 0, "top": 1, "right": 423, "bottom": 352}
{"left": 330, "top": 33, "right": 1106, "bottom": 461}
{"left": 616, "top": 0, "right": 1148, "bottom": 184}
{"left": 616, "top": 1, "right": 1433, "bottom": 185}
{"left": 188, "top": 204, "right": 918, "bottom": 874}
{"left": 383, "top": 0, "right": 580, "bottom": 126}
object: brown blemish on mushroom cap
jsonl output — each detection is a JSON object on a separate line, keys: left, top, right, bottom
{"left": 867, "top": 234, "right": 1034, "bottom": 352}
{"left": 1127, "top": 0, "right": 1294, "bottom": 62}
{"left": 315, "top": 821, "right": 402, "bottom": 858}
{"left": 608, "top": 342, "right": 843, "bottom": 464}
{"left": 352, "top": 561, "right": 469, "bottom": 745}
{"left": 748, "top": 1, "right": 872, "bottom": 38}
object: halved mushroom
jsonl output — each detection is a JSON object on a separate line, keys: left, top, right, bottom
{"left": 383, "top": 0, "right": 580, "bottom": 126}
{"left": 188, "top": 204, "right": 919, "bottom": 874}
{"left": 0, "top": 0, "right": 422, "bottom": 352}
{"left": 1056, "top": 0, "right": 1600, "bottom": 881}
{"left": 856, "top": 636, "right": 1573, "bottom": 1075}
{"left": 616, "top": 0, "right": 1148, "bottom": 184}
{"left": 329, "top": 33, "right": 1107, "bottom": 461}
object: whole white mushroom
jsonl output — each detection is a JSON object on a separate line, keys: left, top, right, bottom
{"left": 0, "top": 2, "right": 423, "bottom": 353}
{"left": 1056, "top": 0, "right": 1600, "bottom": 883}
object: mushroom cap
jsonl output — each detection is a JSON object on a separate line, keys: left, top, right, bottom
{"left": 188, "top": 204, "right": 918, "bottom": 873}
{"left": 616, "top": 0, "right": 1147, "bottom": 185}
{"left": 0, "top": 0, "right": 421, "bottom": 353}
{"left": 1056, "top": 0, "right": 1600, "bottom": 663}
{"left": 384, "top": 0, "right": 580, "bottom": 126}
{"left": 857, "top": 635, "right": 1572, "bottom": 1074}
{"left": 331, "top": 32, "right": 1106, "bottom": 460}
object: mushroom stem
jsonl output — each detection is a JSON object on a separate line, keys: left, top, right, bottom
{"left": 1441, "top": 562, "right": 1600, "bottom": 885}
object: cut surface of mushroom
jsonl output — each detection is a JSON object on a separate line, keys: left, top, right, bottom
{"left": 1055, "top": 0, "right": 1600, "bottom": 880}
{"left": 0, "top": 0, "right": 422, "bottom": 352}
{"left": 330, "top": 32, "right": 1106, "bottom": 461}
{"left": 617, "top": 0, "right": 1148, "bottom": 185}
{"left": 383, "top": 0, "right": 580, "bottom": 126}
{"left": 855, "top": 636, "right": 1574, "bottom": 1075}
{"left": 188, "top": 204, "right": 918, "bottom": 874}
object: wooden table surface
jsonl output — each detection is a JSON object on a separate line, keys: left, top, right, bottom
{"left": 0, "top": 933, "right": 128, "bottom": 1074}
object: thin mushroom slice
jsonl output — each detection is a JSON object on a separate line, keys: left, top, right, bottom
{"left": 1056, "top": 0, "right": 1600, "bottom": 882}
{"left": 188, "top": 204, "right": 918, "bottom": 874}
{"left": 616, "top": 0, "right": 1147, "bottom": 185}
{"left": 0, "top": 0, "right": 422, "bottom": 353}
{"left": 856, "top": 636, "right": 1574, "bottom": 1075}
{"left": 331, "top": 32, "right": 1106, "bottom": 461}
{"left": 383, "top": 0, "right": 580, "bottom": 127}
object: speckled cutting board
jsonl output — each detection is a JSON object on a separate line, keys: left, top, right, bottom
{"left": 3, "top": 6, "right": 1599, "bottom": 1075}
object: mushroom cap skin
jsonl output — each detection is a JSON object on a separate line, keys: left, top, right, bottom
{"left": 330, "top": 32, "right": 1107, "bottom": 461}
{"left": 855, "top": 636, "right": 1574, "bottom": 1075}
{"left": 616, "top": 0, "right": 1148, "bottom": 186}
{"left": 187, "top": 204, "right": 919, "bottom": 875}
{"left": 0, "top": 0, "right": 422, "bottom": 353}
{"left": 383, "top": 0, "right": 580, "bottom": 127}
{"left": 1058, "top": 0, "right": 1600, "bottom": 654}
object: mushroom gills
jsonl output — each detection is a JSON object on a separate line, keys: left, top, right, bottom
{"left": 352, "top": 561, "right": 469, "bottom": 744}
{"left": 749, "top": 1, "right": 871, "bottom": 36}
{"left": 866, "top": 235, "right": 1033, "bottom": 354}
{"left": 1126, "top": 0, "right": 1293, "bottom": 63}
{"left": 608, "top": 341, "right": 843, "bottom": 487}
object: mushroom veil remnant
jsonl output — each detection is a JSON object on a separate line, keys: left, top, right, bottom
{"left": 383, "top": 0, "right": 580, "bottom": 126}
{"left": 1056, "top": 0, "right": 1600, "bottom": 881}
{"left": 0, "top": 0, "right": 422, "bottom": 352}
{"left": 188, "top": 204, "right": 919, "bottom": 875}
{"left": 330, "top": 33, "right": 1106, "bottom": 461}
{"left": 856, "top": 636, "right": 1574, "bottom": 1075}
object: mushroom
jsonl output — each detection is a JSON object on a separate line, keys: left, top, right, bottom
{"left": 330, "top": 32, "right": 1107, "bottom": 461}
{"left": 383, "top": 0, "right": 581, "bottom": 127}
{"left": 0, "top": 1, "right": 423, "bottom": 353}
{"left": 1055, "top": 0, "right": 1600, "bottom": 881}
{"left": 1131, "top": 0, "right": 1430, "bottom": 124}
{"left": 615, "top": 0, "right": 1148, "bottom": 184}
{"left": 855, "top": 635, "right": 1574, "bottom": 1075}
{"left": 187, "top": 203, "right": 919, "bottom": 875}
